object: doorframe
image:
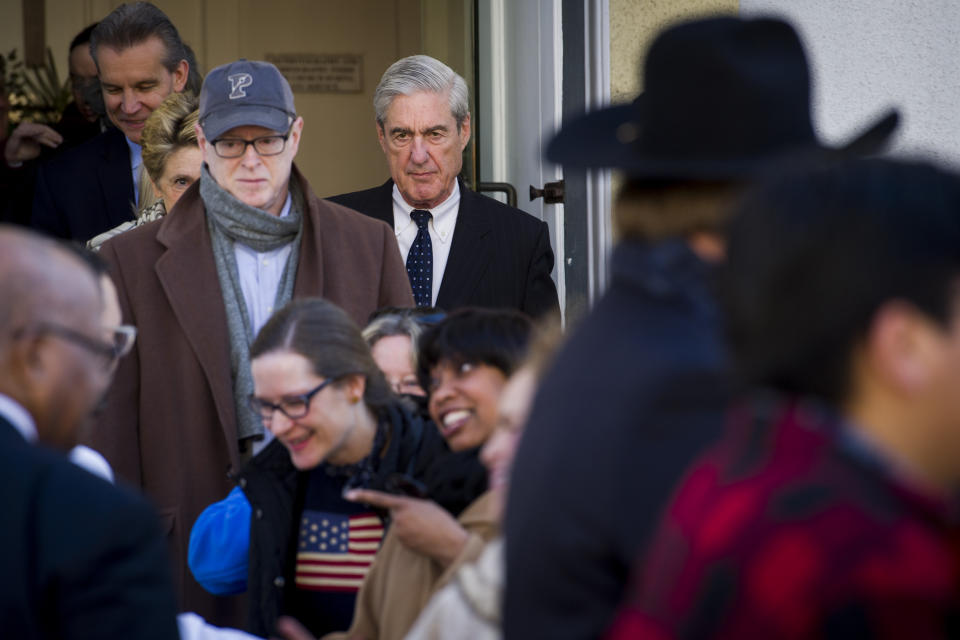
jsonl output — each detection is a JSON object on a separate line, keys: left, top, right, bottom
{"left": 476, "top": 0, "right": 611, "bottom": 321}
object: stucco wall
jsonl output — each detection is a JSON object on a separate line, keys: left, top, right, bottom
{"left": 610, "top": 0, "right": 739, "bottom": 103}
{"left": 740, "top": 1, "right": 960, "bottom": 167}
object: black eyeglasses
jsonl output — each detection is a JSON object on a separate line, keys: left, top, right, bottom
{"left": 19, "top": 322, "right": 137, "bottom": 369}
{"left": 248, "top": 378, "right": 336, "bottom": 422}
{"left": 210, "top": 132, "right": 291, "bottom": 158}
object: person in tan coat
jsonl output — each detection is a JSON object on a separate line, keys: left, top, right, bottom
{"left": 328, "top": 309, "right": 533, "bottom": 640}
{"left": 83, "top": 59, "right": 413, "bottom": 627}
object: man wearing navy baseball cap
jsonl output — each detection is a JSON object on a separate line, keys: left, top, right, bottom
{"left": 85, "top": 58, "right": 413, "bottom": 626}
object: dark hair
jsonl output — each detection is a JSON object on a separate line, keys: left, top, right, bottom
{"left": 722, "top": 157, "right": 960, "bottom": 404}
{"left": 182, "top": 43, "right": 203, "bottom": 95}
{"left": 69, "top": 23, "right": 99, "bottom": 53}
{"left": 416, "top": 308, "right": 534, "bottom": 392}
{"left": 250, "top": 298, "right": 394, "bottom": 413}
{"left": 89, "top": 2, "right": 188, "bottom": 75}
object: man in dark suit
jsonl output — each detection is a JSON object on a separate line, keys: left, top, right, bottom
{"left": 31, "top": 3, "right": 191, "bottom": 241}
{"left": 329, "top": 55, "right": 559, "bottom": 318}
{"left": 0, "top": 226, "right": 179, "bottom": 639}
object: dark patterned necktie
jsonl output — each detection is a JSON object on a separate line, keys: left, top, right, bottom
{"left": 405, "top": 209, "right": 433, "bottom": 307}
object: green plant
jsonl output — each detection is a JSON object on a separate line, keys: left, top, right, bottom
{"left": 2, "top": 47, "right": 71, "bottom": 132}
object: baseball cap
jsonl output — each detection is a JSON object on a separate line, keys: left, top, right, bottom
{"left": 199, "top": 59, "right": 296, "bottom": 140}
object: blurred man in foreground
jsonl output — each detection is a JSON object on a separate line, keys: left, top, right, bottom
{"left": 0, "top": 225, "right": 178, "bottom": 638}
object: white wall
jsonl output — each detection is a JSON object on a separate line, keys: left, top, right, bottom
{"left": 740, "top": 0, "right": 960, "bottom": 168}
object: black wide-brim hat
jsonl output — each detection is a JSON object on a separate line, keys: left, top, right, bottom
{"left": 547, "top": 16, "right": 899, "bottom": 179}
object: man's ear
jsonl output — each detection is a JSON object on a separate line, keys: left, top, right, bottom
{"left": 4, "top": 333, "right": 49, "bottom": 417}
{"left": 195, "top": 123, "right": 212, "bottom": 161}
{"left": 458, "top": 112, "right": 471, "bottom": 151}
{"left": 864, "top": 301, "right": 941, "bottom": 394}
{"left": 376, "top": 121, "right": 387, "bottom": 153}
{"left": 172, "top": 59, "right": 189, "bottom": 92}
{"left": 286, "top": 116, "right": 304, "bottom": 156}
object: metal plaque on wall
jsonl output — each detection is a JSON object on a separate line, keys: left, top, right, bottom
{"left": 264, "top": 54, "right": 363, "bottom": 94}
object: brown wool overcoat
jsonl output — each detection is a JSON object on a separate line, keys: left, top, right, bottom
{"left": 82, "top": 166, "right": 414, "bottom": 626}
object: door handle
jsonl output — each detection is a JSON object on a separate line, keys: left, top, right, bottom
{"left": 530, "top": 180, "right": 565, "bottom": 204}
{"left": 478, "top": 182, "right": 518, "bottom": 208}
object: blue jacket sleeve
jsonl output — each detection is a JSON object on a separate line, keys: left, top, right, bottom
{"left": 188, "top": 486, "right": 251, "bottom": 595}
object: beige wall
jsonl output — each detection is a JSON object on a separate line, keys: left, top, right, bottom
{"left": 5, "top": 0, "right": 475, "bottom": 197}
{"left": 5, "top": 1, "right": 737, "bottom": 193}
{"left": 610, "top": 0, "right": 739, "bottom": 103}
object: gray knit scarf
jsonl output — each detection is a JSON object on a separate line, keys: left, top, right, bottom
{"left": 201, "top": 164, "right": 303, "bottom": 444}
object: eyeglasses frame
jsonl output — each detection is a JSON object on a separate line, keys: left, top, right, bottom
{"left": 17, "top": 322, "right": 137, "bottom": 367}
{"left": 248, "top": 377, "right": 337, "bottom": 422}
{"left": 209, "top": 130, "right": 292, "bottom": 158}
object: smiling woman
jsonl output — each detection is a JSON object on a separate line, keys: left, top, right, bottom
{"left": 331, "top": 308, "right": 535, "bottom": 640}
{"left": 187, "top": 298, "right": 487, "bottom": 638}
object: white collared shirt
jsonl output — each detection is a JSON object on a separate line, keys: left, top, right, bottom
{"left": 0, "top": 393, "right": 115, "bottom": 481}
{"left": 392, "top": 183, "right": 460, "bottom": 306}
{"left": 0, "top": 392, "right": 37, "bottom": 443}
{"left": 126, "top": 137, "right": 143, "bottom": 208}
{"left": 234, "top": 193, "right": 294, "bottom": 337}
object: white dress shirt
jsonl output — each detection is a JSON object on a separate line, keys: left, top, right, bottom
{"left": 126, "top": 137, "right": 143, "bottom": 208}
{"left": 0, "top": 392, "right": 114, "bottom": 480}
{"left": 234, "top": 193, "right": 294, "bottom": 337}
{"left": 0, "top": 392, "right": 37, "bottom": 443}
{"left": 392, "top": 183, "right": 460, "bottom": 306}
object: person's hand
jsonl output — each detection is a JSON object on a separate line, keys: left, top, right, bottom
{"left": 344, "top": 489, "right": 468, "bottom": 567}
{"left": 271, "top": 616, "right": 317, "bottom": 640}
{"left": 4, "top": 122, "right": 63, "bottom": 166}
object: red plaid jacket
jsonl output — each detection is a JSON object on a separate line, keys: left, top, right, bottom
{"left": 607, "top": 396, "right": 960, "bottom": 639}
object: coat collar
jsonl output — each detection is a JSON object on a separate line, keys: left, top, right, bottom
{"left": 153, "top": 164, "right": 322, "bottom": 467}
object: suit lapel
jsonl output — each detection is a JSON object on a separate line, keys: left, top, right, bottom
{"left": 368, "top": 179, "right": 395, "bottom": 226}
{"left": 436, "top": 183, "right": 493, "bottom": 309}
{"left": 98, "top": 128, "right": 136, "bottom": 226}
{"left": 154, "top": 191, "right": 239, "bottom": 462}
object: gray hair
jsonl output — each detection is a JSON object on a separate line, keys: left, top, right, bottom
{"left": 362, "top": 313, "right": 424, "bottom": 370}
{"left": 373, "top": 55, "right": 469, "bottom": 130}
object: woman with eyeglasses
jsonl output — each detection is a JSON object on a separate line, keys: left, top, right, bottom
{"left": 362, "top": 310, "right": 430, "bottom": 398}
{"left": 187, "top": 298, "right": 486, "bottom": 639}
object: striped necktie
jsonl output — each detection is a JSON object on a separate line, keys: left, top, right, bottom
{"left": 405, "top": 209, "right": 433, "bottom": 307}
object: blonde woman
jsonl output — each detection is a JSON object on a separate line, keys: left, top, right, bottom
{"left": 87, "top": 92, "right": 201, "bottom": 249}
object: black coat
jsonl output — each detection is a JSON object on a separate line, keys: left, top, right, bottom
{"left": 31, "top": 126, "right": 135, "bottom": 241}
{"left": 0, "top": 416, "right": 179, "bottom": 639}
{"left": 328, "top": 179, "right": 560, "bottom": 318}
{"left": 503, "top": 240, "right": 732, "bottom": 639}
{"left": 240, "top": 402, "right": 487, "bottom": 637}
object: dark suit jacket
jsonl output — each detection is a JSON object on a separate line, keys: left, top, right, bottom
{"left": 31, "top": 126, "right": 135, "bottom": 241}
{"left": 84, "top": 166, "right": 414, "bottom": 626}
{"left": 329, "top": 179, "right": 560, "bottom": 318}
{"left": 0, "top": 416, "right": 179, "bottom": 639}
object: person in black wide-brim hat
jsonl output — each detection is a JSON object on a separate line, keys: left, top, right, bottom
{"left": 547, "top": 16, "right": 898, "bottom": 178}
{"left": 503, "top": 15, "right": 900, "bottom": 640}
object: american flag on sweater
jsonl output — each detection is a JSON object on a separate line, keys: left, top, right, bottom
{"left": 295, "top": 510, "right": 384, "bottom": 592}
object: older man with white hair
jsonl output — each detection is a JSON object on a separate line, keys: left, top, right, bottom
{"left": 330, "top": 55, "right": 559, "bottom": 318}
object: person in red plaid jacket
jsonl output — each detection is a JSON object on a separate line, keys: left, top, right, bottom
{"left": 607, "top": 158, "right": 960, "bottom": 640}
